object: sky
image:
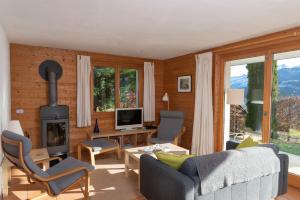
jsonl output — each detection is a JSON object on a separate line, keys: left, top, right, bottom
{"left": 231, "top": 57, "right": 300, "bottom": 77}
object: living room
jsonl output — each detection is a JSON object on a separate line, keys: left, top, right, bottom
{"left": 0, "top": 1, "right": 300, "bottom": 200}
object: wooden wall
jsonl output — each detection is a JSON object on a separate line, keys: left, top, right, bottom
{"left": 163, "top": 54, "right": 196, "bottom": 149}
{"left": 10, "top": 44, "right": 164, "bottom": 152}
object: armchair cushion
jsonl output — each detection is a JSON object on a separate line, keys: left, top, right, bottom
{"left": 157, "top": 111, "right": 184, "bottom": 140}
{"left": 82, "top": 138, "right": 117, "bottom": 152}
{"left": 2, "top": 131, "right": 32, "bottom": 167}
{"left": 149, "top": 137, "right": 173, "bottom": 144}
{"left": 46, "top": 157, "right": 94, "bottom": 195}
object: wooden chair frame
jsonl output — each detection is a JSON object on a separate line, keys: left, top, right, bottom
{"left": 77, "top": 132, "right": 121, "bottom": 166}
{"left": 1, "top": 136, "right": 92, "bottom": 200}
{"left": 147, "top": 127, "right": 186, "bottom": 146}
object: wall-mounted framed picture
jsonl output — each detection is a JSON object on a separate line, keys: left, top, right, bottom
{"left": 178, "top": 75, "right": 192, "bottom": 92}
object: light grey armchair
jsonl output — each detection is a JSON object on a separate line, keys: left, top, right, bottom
{"left": 147, "top": 111, "right": 186, "bottom": 146}
{"left": 1, "top": 130, "right": 94, "bottom": 200}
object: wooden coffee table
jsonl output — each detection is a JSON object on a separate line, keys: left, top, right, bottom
{"left": 124, "top": 143, "right": 189, "bottom": 190}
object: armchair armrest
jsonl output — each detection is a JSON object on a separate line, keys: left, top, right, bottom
{"left": 33, "top": 166, "right": 90, "bottom": 182}
{"left": 140, "top": 154, "right": 194, "bottom": 200}
{"left": 34, "top": 156, "right": 62, "bottom": 165}
{"left": 174, "top": 127, "right": 186, "bottom": 146}
{"left": 277, "top": 153, "right": 289, "bottom": 195}
{"left": 147, "top": 130, "right": 158, "bottom": 145}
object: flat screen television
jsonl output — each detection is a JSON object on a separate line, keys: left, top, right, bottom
{"left": 115, "top": 108, "right": 143, "bottom": 130}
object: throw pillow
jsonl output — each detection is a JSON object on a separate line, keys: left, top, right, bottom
{"left": 236, "top": 136, "right": 258, "bottom": 149}
{"left": 154, "top": 151, "right": 195, "bottom": 170}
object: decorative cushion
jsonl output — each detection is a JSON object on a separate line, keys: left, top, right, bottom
{"left": 154, "top": 151, "right": 194, "bottom": 170}
{"left": 236, "top": 136, "right": 258, "bottom": 149}
{"left": 82, "top": 138, "right": 117, "bottom": 152}
{"left": 47, "top": 157, "right": 94, "bottom": 195}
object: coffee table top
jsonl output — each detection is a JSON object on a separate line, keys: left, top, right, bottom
{"left": 124, "top": 143, "right": 189, "bottom": 161}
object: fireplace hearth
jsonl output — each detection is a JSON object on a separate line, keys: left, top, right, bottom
{"left": 39, "top": 60, "right": 69, "bottom": 156}
{"left": 40, "top": 105, "right": 69, "bottom": 155}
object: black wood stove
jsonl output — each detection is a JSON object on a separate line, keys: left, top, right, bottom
{"left": 39, "top": 60, "right": 69, "bottom": 156}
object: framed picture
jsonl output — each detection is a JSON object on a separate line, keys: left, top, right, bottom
{"left": 178, "top": 75, "right": 192, "bottom": 92}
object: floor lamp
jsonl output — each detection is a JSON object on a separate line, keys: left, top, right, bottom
{"left": 162, "top": 92, "right": 169, "bottom": 111}
{"left": 227, "top": 89, "right": 244, "bottom": 134}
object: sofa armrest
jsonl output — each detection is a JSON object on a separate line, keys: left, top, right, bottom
{"left": 140, "top": 154, "right": 194, "bottom": 200}
{"left": 277, "top": 153, "right": 289, "bottom": 195}
{"left": 226, "top": 140, "right": 240, "bottom": 150}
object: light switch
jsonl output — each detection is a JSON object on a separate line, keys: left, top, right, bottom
{"left": 16, "top": 109, "right": 24, "bottom": 114}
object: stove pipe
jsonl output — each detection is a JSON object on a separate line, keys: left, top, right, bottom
{"left": 48, "top": 68, "right": 57, "bottom": 106}
{"left": 39, "top": 60, "right": 63, "bottom": 107}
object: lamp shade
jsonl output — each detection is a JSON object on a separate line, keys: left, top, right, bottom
{"left": 162, "top": 92, "right": 169, "bottom": 102}
{"left": 7, "top": 120, "right": 24, "bottom": 135}
{"left": 227, "top": 89, "right": 244, "bottom": 105}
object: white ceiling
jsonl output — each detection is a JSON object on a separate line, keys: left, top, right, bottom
{"left": 1, "top": 0, "right": 300, "bottom": 59}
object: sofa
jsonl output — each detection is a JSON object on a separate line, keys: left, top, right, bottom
{"left": 140, "top": 141, "right": 289, "bottom": 200}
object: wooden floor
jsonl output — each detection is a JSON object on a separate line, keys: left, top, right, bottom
{"left": 4, "top": 153, "right": 300, "bottom": 200}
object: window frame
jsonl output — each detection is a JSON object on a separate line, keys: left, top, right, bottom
{"left": 91, "top": 65, "right": 143, "bottom": 116}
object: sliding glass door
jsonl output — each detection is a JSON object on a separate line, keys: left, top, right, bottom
{"left": 224, "top": 56, "right": 265, "bottom": 144}
{"left": 224, "top": 51, "right": 300, "bottom": 177}
{"left": 270, "top": 50, "right": 300, "bottom": 176}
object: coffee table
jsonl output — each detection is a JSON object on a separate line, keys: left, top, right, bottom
{"left": 124, "top": 143, "right": 189, "bottom": 190}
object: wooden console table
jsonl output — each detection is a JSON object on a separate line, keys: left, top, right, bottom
{"left": 91, "top": 129, "right": 157, "bottom": 147}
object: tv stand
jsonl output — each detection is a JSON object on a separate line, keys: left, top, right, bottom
{"left": 91, "top": 129, "right": 156, "bottom": 148}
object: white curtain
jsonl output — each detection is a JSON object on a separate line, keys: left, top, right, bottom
{"left": 77, "top": 55, "right": 91, "bottom": 127}
{"left": 192, "top": 52, "right": 214, "bottom": 155}
{"left": 143, "top": 62, "right": 155, "bottom": 122}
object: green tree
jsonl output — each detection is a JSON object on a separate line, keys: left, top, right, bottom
{"left": 93, "top": 67, "right": 115, "bottom": 112}
{"left": 246, "top": 62, "right": 264, "bottom": 131}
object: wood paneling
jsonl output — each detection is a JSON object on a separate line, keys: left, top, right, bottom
{"left": 10, "top": 44, "right": 164, "bottom": 152}
{"left": 163, "top": 54, "right": 196, "bottom": 149}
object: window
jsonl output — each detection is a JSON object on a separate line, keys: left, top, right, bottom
{"left": 120, "top": 69, "right": 138, "bottom": 108}
{"left": 93, "top": 67, "right": 115, "bottom": 112}
{"left": 93, "top": 66, "right": 139, "bottom": 112}
{"left": 270, "top": 50, "right": 300, "bottom": 176}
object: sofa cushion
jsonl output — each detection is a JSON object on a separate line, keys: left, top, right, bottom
{"left": 179, "top": 157, "right": 198, "bottom": 177}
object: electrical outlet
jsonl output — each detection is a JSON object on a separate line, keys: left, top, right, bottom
{"left": 16, "top": 109, "right": 24, "bottom": 114}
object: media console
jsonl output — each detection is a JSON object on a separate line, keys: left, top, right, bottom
{"left": 91, "top": 129, "right": 157, "bottom": 148}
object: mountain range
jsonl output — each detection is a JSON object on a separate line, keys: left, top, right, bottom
{"left": 231, "top": 65, "right": 300, "bottom": 97}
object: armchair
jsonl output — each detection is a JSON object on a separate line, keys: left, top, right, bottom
{"left": 1, "top": 130, "right": 94, "bottom": 200}
{"left": 147, "top": 111, "right": 185, "bottom": 146}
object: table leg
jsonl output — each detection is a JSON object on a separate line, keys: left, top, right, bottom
{"left": 125, "top": 152, "right": 129, "bottom": 177}
{"left": 134, "top": 134, "right": 138, "bottom": 146}
{"left": 137, "top": 160, "right": 140, "bottom": 191}
{"left": 77, "top": 144, "right": 82, "bottom": 160}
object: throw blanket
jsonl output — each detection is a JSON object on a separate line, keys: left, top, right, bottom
{"left": 192, "top": 147, "right": 280, "bottom": 195}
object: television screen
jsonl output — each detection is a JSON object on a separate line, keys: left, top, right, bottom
{"left": 116, "top": 108, "right": 143, "bottom": 129}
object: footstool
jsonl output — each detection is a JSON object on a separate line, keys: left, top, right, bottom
{"left": 78, "top": 138, "right": 121, "bottom": 166}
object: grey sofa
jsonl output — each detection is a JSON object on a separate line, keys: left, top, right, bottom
{"left": 140, "top": 141, "right": 289, "bottom": 200}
